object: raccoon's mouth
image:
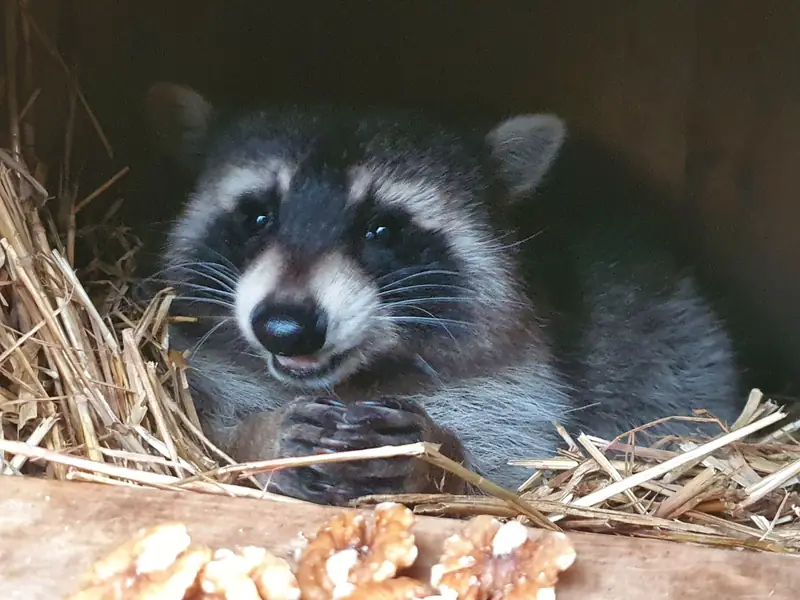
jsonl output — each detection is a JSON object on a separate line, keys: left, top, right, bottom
{"left": 268, "top": 351, "right": 352, "bottom": 385}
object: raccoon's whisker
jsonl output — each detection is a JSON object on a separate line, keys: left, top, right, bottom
{"left": 150, "top": 260, "right": 241, "bottom": 281}
{"left": 156, "top": 262, "right": 240, "bottom": 289}
{"left": 377, "top": 283, "right": 473, "bottom": 296}
{"left": 400, "top": 305, "right": 460, "bottom": 346}
{"left": 377, "top": 269, "right": 462, "bottom": 290}
{"left": 147, "top": 278, "right": 236, "bottom": 299}
{"left": 171, "top": 266, "right": 239, "bottom": 291}
{"left": 375, "top": 316, "right": 472, "bottom": 351}
{"left": 493, "top": 229, "right": 544, "bottom": 251}
{"left": 197, "top": 261, "right": 241, "bottom": 282}
{"left": 144, "top": 268, "right": 238, "bottom": 298}
{"left": 171, "top": 297, "right": 235, "bottom": 311}
{"left": 382, "top": 296, "right": 476, "bottom": 308}
{"left": 414, "top": 354, "right": 445, "bottom": 386}
{"left": 192, "top": 244, "right": 241, "bottom": 273}
{"left": 383, "top": 293, "right": 530, "bottom": 310}
{"left": 378, "top": 267, "right": 461, "bottom": 283}
{"left": 378, "top": 316, "right": 474, "bottom": 326}
{"left": 191, "top": 318, "right": 234, "bottom": 356}
{"left": 175, "top": 314, "right": 232, "bottom": 321}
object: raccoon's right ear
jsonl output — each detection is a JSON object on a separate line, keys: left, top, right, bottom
{"left": 144, "top": 82, "right": 214, "bottom": 172}
{"left": 486, "top": 114, "right": 567, "bottom": 198}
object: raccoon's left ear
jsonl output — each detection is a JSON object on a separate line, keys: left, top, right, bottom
{"left": 144, "top": 82, "right": 215, "bottom": 172}
{"left": 485, "top": 114, "right": 566, "bottom": 198}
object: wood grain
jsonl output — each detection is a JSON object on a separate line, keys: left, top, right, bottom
{"left": 0, "top": 476, "right": 798, "bottom": 599}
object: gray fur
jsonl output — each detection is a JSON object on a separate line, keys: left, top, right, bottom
{"left": 146, "top": 83, "right": 744, "bottom": 494}
{"left": 145, "top": 82, "right": 214, "bottom": 170}
{"left": 567, "top": 271, "right": 740, "bottom": 440}
{"left": 486, "top": 114, "right": 567, "bottom": 197}
{"left": 420, "top": 358, "right": 572, "bottom": 487}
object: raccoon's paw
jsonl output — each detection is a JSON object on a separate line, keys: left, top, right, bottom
{"left": 265, "top": 396, "right": 468, "bottom": 505}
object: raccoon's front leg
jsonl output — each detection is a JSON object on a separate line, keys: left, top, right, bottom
{"left": 233, "top": 396, "right": 469, "bottom": 505}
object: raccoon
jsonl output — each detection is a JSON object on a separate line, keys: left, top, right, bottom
{"left": 143, "top": 82, "right": 744, "bottom": 505}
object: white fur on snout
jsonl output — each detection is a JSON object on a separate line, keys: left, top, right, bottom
{"left": 234, "top": 246, "right": 285, "bottom": 346}
{"left": 308, "top": 252, "right": 390, "bottom": 353}
{"left": 235, "top": 248, "right": 396, "bottom": 386}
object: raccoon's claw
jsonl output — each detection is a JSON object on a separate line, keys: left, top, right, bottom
{"left": 270, "top": 465, "right": 420, "bottom": 506}
{"left": 264, "top": 396, "right": 465, "bottom": 505}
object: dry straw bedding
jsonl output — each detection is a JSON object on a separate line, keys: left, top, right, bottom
{"left": 1, "top": 0, "right": 799, "bottom": 556}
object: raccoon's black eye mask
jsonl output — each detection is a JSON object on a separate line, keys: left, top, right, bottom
{"left": 217, "top": 188, "right": 281, "bottom": 265}
{"left": 342, "top": 194, "right": 454, "bottom": 283}
{"left": 349, "top": 195, "right": 411, "bottom": 250}
{"left": 237, "top": 189, "right": 281, "bottom": 237}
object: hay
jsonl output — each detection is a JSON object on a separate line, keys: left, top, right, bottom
{"left": 354, "top": 393, "right": 800, "bottom": 554}
{"left": 1, "top": 0, "right": 799, "bottom": 557}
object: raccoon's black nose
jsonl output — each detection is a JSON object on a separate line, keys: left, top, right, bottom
{"left": 250, "top": 302, "right": 327, "bottom": 356}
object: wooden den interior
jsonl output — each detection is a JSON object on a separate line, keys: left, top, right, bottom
{"left": 2, "top": 2, "right": 800, "bottom": 598}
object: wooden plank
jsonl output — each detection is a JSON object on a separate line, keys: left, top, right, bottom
{"left": 0, "top": 476, "right": 797, "bottom": 599}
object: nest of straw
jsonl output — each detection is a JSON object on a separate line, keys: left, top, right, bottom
{"left": 1, "top": 0, "right": 799, "bottom": 556}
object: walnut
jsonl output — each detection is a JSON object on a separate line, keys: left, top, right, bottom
{"left": 194, "top": 547, "right": 300, "bottom": 600}
{"left": 248, "top": 547, "right": 303, "bottom": 600}
{"left": 65, "top": 524, "right": 299, "bottom": 600}
{"left": 82, "top": 523, "right": 193, "bottom": 585}
{"left": 429, "top": 515, "right": 576, "bottom": 600}
{"left": 341, "top": 577, "right": 436, "bottom": 600}
{"left": 67, "top": 523, "right": 208, "bottom": 600}
{"left": 295, "top": 502, "right": 419, "bottom": 600}
{"left": 67, "top": 507, "right": 576, "bottom": 600}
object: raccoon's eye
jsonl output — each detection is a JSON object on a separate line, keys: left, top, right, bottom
{"left": 252, "top": 213, "right": 272, "bottom": 229}
{"left": 237, "top": 190, "right": 279, "bottom": 237}
{"left": 365, "top": 224, "right": 390, "bottom": 242}
{"left": 365, "top": 213, "right": 405, "bottom": 246}
{"left": 244, "top": 209, "right": 275, "bottom": 236}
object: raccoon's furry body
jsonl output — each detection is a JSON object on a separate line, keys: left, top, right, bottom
{"left": 145, "top": 83, "right": 743, "bottom": 503}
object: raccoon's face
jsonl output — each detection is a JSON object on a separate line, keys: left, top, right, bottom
{"left": 147, "top": 84, "right": 566, "bottom": 389}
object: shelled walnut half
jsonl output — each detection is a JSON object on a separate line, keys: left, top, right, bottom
{"left": 66, "top": 523, "right": 300, "bottom": 600}
{"left": 295, "top": 502, "right": 421, "bottom": 600}
{"left": 430, "top": 515, "right": 576, "bottom": 600}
